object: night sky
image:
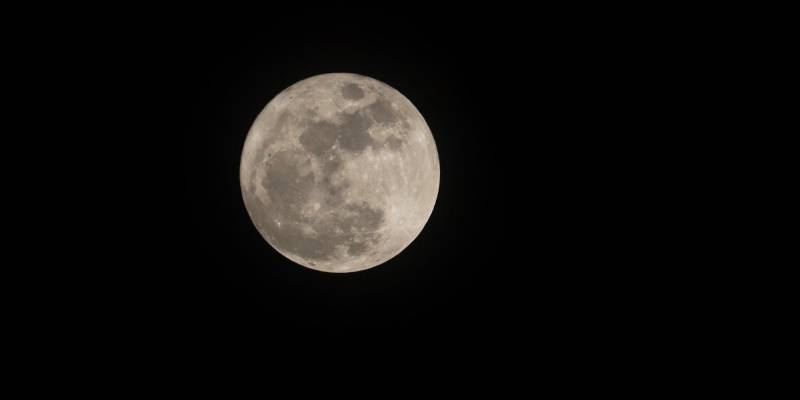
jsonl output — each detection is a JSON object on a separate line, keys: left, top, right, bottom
{"left": 49, "top": 6, "right": 680, "bottom": 368}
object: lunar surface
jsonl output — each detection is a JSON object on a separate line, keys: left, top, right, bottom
{"left": 240, "top": 73, "right": 439, "bottom": 273}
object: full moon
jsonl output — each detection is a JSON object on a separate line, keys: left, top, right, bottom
{"left": 240, "top": 73, "right": 440, "bottom": 273}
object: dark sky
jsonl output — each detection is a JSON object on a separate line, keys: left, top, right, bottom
{"left": 172, "top": 17, "right": 526, "bottom": 349}
{"left": 151, "top": 11, "right": 672, "bottom": 357}
{"left": 2, "top": 2, "right": 757, "bottom": 389}
{"left": 31, "top": 5, "right": 689, "bottom": 371}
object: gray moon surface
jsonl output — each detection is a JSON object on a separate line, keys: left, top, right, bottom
{"left": 240, "top": 73, "right": 440, "bottom": 273}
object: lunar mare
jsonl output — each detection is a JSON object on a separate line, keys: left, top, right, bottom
{"left": 240, "top": 73, "right": 439, "bottom": 273}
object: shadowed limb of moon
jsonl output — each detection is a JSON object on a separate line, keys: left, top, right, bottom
{"left": 240, "top": 73, "right": 440, "bottom": 273}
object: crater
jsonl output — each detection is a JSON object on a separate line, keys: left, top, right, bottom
{"left": 341, "top": 83, "right": 364, "bottom": 100}
{"left": 384, "top": 135, "right": 405, "bottom": 151}
{"left": 250, "top": 111, "right": 292, "bottom": 183}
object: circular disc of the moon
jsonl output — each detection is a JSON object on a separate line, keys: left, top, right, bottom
{"left": 240, "top": 73, "right": 440, "bottom": 273}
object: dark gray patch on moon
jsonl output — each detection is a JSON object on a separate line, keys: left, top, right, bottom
{"left": 300, "top": 99, "right": 407, "bottom": 156}
{"left": 341, "top": 202, "right": 384, "bottom": 232}
{"left": 347, "top": 241, "right": 368, "bottom": 256}
{"left": 338, "top": 111, "right": 375, "bottom": 153}
{"left": 368, "top": 100, "right": 398, "bottom": 124}
{"left": 259, "top": 148, "right": 385, "bottom": 262}
{"left": 263, "top": 150, "right": 315, "bottom": 215}
{"left": 299, "top": 120, "right": 338, "bottom": 155}
{"left": 341, "top": 83, "right": 364, "bottom": 100}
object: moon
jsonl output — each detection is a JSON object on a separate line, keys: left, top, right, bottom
{"left": 240, "top": 73, "right": 440, "bottom": 273}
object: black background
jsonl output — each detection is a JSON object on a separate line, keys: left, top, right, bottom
{"left": 35, "top": 6, "right": 692, "bottom": 367}
{"left": 7, "top": 3, "right": 775, "bottom": 388}
{"left": 156, "top": 10, "right": 668, "bottom": 357}
{"left": 174, "top": 17, "right": 524, "bottom": 352}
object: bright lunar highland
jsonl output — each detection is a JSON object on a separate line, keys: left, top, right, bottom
{"left": 240, "top": 73, "right": 440, "bottom": 273}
